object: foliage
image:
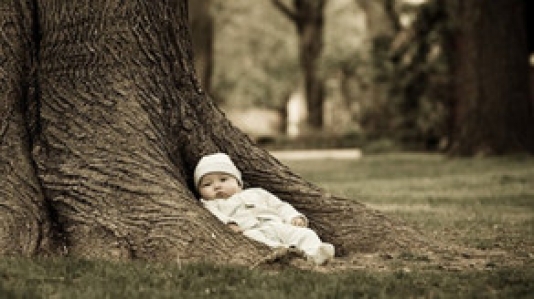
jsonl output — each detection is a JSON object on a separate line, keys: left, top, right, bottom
{"left": 212, "top": 0, "right": 299, "bottom": 109}
{"left": 211, "top": 0, "right": 369, "bottom": 111}
{"left": 370, "top": 0, "right": 450, "bottom": 149}
{"left": 322, "top": 0, "right": 366, "bottom": 75}
{"left": 211, "top": 0, "right": 453, "bottom": 149}
{"left": 2, "top": 154, "right": 533, "bottom": 298}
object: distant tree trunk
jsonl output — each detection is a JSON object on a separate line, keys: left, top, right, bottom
{"left": 272, "top": 0, "right": 326, "bottom": 129}
{"left": 188, "top": 0, "right": 214, "bottom": 95}
{"left": 447, "top": 0, "right": 534, "bottom": 155}
{"left": 355, "top": 0, "right": 401, "bottom": 138}
{"left": 0, "top": 0, "right": 432, "bottom": 264}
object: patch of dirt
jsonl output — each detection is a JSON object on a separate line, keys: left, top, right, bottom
{"left": 254, "top": 243, "right": 534, "bottom": 273}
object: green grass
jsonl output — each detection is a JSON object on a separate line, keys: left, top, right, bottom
{"left": 287, "top": 153, "right": 534, "bottom": 254}
{"left": 2, "top": 153, "right": 534, "bottom": 298}
{"left": 1, "top": 258, "right": 533, "bottom": 298}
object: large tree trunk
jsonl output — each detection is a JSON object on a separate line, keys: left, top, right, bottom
{"left": 0, "top": 0, "right": 55, "bottom": 256}
{"left": 31, "top": 0, "right": 268, "bottom": 263}
{"left": 0, "top": 0, "right": 432, "bottom": 265}
{"left": 447, "top": 0, "right": 534, "bottom": 155}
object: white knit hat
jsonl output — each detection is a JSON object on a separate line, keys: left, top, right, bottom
{"left": 194, "top": 153, "right": 242, "bottom": 188}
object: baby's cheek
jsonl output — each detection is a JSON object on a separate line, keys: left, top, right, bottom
{"left": 200, "top": 189, "right": 211, "bottom": 199}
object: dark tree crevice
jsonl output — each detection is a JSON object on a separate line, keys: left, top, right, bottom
{"left": 0, "top": 0, "right": 54, "bottom": 256}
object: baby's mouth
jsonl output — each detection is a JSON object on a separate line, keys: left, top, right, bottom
{"left": 216, "top": 192, "right": 228, "bottom": 199}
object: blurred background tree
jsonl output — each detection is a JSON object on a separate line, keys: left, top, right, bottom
{"left": 210, "top": 0, "right": 299, "bottom": 110}
{"left": 189, "top": 0, "right": 214, "bottom": 95}
{"left": 444, "top": 0, "right": 534, "bottom": 155}
{"left": 271, "top": 0, "right": 327, "bottom": 129}
{"left": 190, "top": 0, "right": 534, "bottom": 155}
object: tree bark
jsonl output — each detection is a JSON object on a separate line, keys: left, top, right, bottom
{"left": 30, "top": 0, "right": 270, "bottom": 263}
{"left": 447, "top": 0, "right": 534, "bottom": 155}
{"left": 0, "top": 0, "right": 55, "bottom": 256}
{"left": 0, "top": 0, "right": 433, "bottom": 265}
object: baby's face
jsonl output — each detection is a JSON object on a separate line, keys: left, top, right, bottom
{"left": 198, "top": 172, "right": 242, "bottom": 200}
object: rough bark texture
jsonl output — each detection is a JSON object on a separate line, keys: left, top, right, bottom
{"left": 0, "top": 0, "right": 54, "bottom": 256}
{"left": 0, "top": 0, "right": 435, "bottom": 266}
{"left": 448, "top": 0, "right": 534, "bottom": 155}
{"left": 31, "top": 0, "right": 268, "bottom": 264}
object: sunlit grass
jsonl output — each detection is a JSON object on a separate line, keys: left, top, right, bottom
{"left": 286, "top": 153, "right": 534, "bottom": 254}
{"left": 1, "top": 153, "right": 533, "bottom": 298}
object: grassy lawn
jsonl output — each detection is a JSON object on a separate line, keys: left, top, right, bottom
{"left": 286, "top": 153, "right": 534, "bottom": 255}
{"left": 1, "top": 153, "right": 533, "bottom": 298}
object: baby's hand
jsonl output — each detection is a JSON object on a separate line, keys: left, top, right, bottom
{"left": 291, "top": 216, "right": 307, "bottom": 227}
{"left": 227, "top": 223, "right": 242, "bottom": 233}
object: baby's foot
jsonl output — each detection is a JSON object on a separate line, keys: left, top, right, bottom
{"left": 309, "top": 243, "right": 335, "bottom": 265}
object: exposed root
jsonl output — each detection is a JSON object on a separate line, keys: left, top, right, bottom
{"left": 250, "top": 247, "right": 310, "bottom": 270}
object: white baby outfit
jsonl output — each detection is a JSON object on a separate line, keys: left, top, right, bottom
{"left": 195, "top": 152, "right": 334, "bottom": 265}
{"left": 201, "top": 187, "right": 334, "bottom": 264}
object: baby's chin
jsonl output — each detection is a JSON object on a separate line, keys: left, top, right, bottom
{"left": 215, "top": 192, "right": 231, "bottom": 199}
